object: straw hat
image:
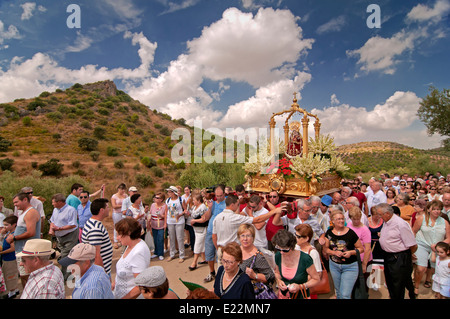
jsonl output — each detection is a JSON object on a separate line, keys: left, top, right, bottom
{"left": 16, "top": 239, "right": 55, "bottom": 257}
{"left": 165, "top": 186, "right": 178, "bottom": 194}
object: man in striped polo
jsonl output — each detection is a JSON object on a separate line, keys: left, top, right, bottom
{"left": 81, "top": 198, "right": 113, "bottom": 276}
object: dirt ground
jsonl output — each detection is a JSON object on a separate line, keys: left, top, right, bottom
{"left": 8, "top": 215, "right": 436, "bottom": 300}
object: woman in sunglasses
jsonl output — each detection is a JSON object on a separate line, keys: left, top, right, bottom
{"left": 272, "top": 229, "right": 320, "bottom": 299}
{"left": 149, "top": 192, "right": 167, "bottom": 261}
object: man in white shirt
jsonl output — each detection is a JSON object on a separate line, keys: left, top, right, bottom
{"left": 212, "top": 195, "right": 280, "bottom": 254}
{"left": 366, "top": 181, "right": 387, "bottom": 214}
{"left": 14, "top": 187, "right": 45, "bottom": 238}
{"left": 241, "top": 195, "right": 269, "bottom": 249}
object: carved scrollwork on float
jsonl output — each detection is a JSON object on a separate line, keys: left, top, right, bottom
{"left": 268, "top": 174, "right": 286, "bottom": 194}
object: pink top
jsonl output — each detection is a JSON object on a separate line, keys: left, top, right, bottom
{"left": 149, "top": 203, "right": 167, "bottom": 230}
{"left": 379, "top": 214, "right": 417, "bottom": 253}
{"left": 348, "top": 223, "right": 373, "bottom": 262}
{"left": 281, "top": 265, "right": 297, "bottom": 280}
{"left": 111, "top": 194, "right": 126, "bottom": 214}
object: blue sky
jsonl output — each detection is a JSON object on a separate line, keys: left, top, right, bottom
{"left": 0, "top": 0, "right": 448, "bottom": 149}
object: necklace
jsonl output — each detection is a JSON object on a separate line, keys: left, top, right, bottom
{"left": 224, "top": 270, "right": 239, "bottom": 282}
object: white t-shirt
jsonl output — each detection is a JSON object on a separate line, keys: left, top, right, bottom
{"left": 166, "top": 197, "right": 185, "bottom": 225}
{"left": 114, "top": 240, "right": 150, "bottom": 299}
{"left": 249, "top": 207, "right": 269, "bottom": 249}
{"left": 367, "top": 190, "right": 387, "bottom": 212}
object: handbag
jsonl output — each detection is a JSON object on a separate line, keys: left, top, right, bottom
{"left": 309, "top": 257, "right": 330, "bottom": 295}
{"left": 352, "top": 249, "right": 369, "bottom": 299}
{"left": 250, "top": 252, "right": 277, "bottom": 299}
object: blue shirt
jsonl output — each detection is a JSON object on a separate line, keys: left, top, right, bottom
{"left": 77, "top": 201, "right": 92, "bottom": 228}
{"left": 72, "top": 264, "right": 114, "bottom": 299}
{"left": 207, "top": 200, "right": 226, "bottom": 234}
{"left": 50, "top": 204, "right": 78, "bottom": 237}
{"left": 1, "top": 231, "right": 16, "bottom": 261}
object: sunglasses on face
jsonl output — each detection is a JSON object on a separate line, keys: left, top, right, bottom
{"left": 79, "top": 196, "right": 88, "bottom": 199}
{"left": 275, "top": 246, "right": 290, "bottom": 253}
{"left": 268, "top": 195, "right": 278, "bottom": 198}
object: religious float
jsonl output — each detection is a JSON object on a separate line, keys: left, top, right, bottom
{"left": 243, "top": 93, "right": 348, "bottom": 199}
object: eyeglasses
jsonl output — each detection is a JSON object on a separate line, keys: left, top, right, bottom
{"left": 154, "top": 197, "right": 161, "bottom": 199}
{"left": 294, "top": 233, "right": 307, "bottom": 239}
{"left": 248, "top": 205, "right": 257, "bottom": 209}
{"left": 79, "top": 196, "right": 88, "bottom": 199}
{"left": 400, "top": 184, "right": 406, "bottom": 186}
{"left": 239, "top": 234, "right": 253, "bottom": 239}
{"left": 268, "top": 195, "right": 278, "bottom": 198}
{"left": 275, "top": 246, "right": 290, "bottom": 253}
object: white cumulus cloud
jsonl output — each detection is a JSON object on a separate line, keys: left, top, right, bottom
{"left": 406, "top": 0, "right": 450, "bottom": 23}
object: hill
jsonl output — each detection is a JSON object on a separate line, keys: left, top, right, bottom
{"left": 336, "top": 141, "right": 450, "bottom": 177}
{"left": 0, "top": 80, "right": 192, "bottom": 202}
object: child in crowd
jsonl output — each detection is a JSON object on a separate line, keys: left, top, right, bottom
{"left": 0, "top": 216, "right": 20, "bottom": 298}
{"left": 430, "top": 242, "right": 450, "bottom": 299}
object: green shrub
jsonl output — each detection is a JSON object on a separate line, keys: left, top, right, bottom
{"left": 80, "top": 121, "right": 92, "bottom": 129}
{"left": 114, "top": 160, "right": 124, "bottom": 169}
{"left": 89, "top": 151, "right": 100, "bottom": 161}
{"left": 140, "top": 156, "right": 156, "bottom": 168}
{"left": 116, "top": 124, "right": 129, "bottom": 136}
{"left": 27, "top": 99, "right": 46, "bottom": 111}
{"left": 39, "top": 91, "right": 51, "bottom": 98}
{"left": 72, "top": 160, "right": 81, "bottom": 169}
{"left": 160, "top": 126, "right": 171, "bottom": 136}
{"left": 0, "top": 136, "right": 12, "bottom": 152}
{"left": 98, "top": 108, "right": 110, "bottom": 116}
{"left": 78, "top": 137, "right": 98, "bottom": 151}
{"left": 46, "top": 111, "right": 63, "bottom": 122}
{"left": 136, "top": 174, "right": 153, "bottom": 188}
{"left": 106, "top": 146, "right": 119, "bottom": 157}
{"left": 134, "top": 128, "right": 144, "bottom": 135}
{"left": 93, "top": 126, "right": 106, "bottom": 140}
{"left": 0, "top": 158, "right": 14, "bottom": 171}
{"left": 22, "top": 116, "right": 32, "bottom": 126}
{"left": 150, "top": 166, "right": 164, "bottom": 178}
{"left": 175, "top": 161, "right": 186, "bottom": 169}
{"left": 38, "top": 158, "right": 64, "bottom": 176}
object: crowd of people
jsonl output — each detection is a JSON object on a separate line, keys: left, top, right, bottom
{"left": 0, "top": 170, "right": 449, "bottom": 300}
